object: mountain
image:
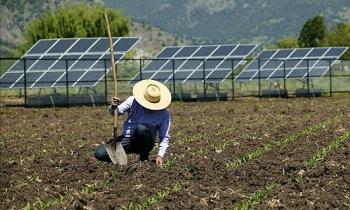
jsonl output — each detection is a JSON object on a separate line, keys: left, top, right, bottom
{"left": 104, "top": 0, "right": 350, "bottom": 45}
{"left": 0, "top": 0, "right": 186, "bottom": 57}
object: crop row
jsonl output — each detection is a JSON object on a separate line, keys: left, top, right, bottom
{"left": 233, "top": 129, "right": 350, "bottom": 210}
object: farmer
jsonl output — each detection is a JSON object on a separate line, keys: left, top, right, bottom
{"left": 94, "top": 80, "right": 172, "bottom": 166}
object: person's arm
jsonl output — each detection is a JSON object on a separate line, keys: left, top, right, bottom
{"left": 108, "top": 96, "right": 134, "bottom": 115}
{"left": 157, "top": 111, "right": 171, "bottom": 159}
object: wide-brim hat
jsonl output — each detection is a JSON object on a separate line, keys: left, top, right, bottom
{"left": 133, "top": 80, "right": 172, "bottom": 110}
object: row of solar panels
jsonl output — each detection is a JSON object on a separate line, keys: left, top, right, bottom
{"left": 0, "top": 37, "right": 347, "bottom": 89}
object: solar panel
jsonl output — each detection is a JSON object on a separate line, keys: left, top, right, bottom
{"left": 235, "top": 47, "right": 348, "bottom": 82}
{"left": 0, "top": 37, "right": 140, "bottom": 89}
{"left": 130, "top": 44, "right": 257, "bottom": 84}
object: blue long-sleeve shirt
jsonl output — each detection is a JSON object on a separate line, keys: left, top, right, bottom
{"left": 109, "top": 96, "right": 171, "bottom": 158}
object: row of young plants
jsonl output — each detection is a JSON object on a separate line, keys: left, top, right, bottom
{"left": 117, "top": 113, "right": 331, "bottom": 209}
{"left": 225, "top": 115, "right": 344, "bottom": 169}
{"left": 232, "top": 127, "right": 349, "bottom": 210}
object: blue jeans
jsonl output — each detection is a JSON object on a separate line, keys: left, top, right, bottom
{"left": 95, "top": 124, "right": 155, "bottom": 162}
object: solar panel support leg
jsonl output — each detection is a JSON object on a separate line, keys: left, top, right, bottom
{"left": 258, "top": 59, "right": 261, "bottom": 98}
{"left": 306, "top": 59, "right": 310, "bottom": 98}
{"left": 65, "top": 59, "right": 69, "bottom": 107}
{"left": 329, "top": 59, "right": 332, "bottom": 97}
{"left": 23, "top": 59, "right": 27, "bottom": 107}
{"left": 172, "top": 59, "right": 176, "bottom": 99}
{"left": 202, "top": 60, "right": 207, "bottom": 101}
{"left": 231, "top": 59, "right": 235, "bottom": 100}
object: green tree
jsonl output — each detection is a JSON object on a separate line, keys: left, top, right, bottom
{"left": 298, "top": 15, "right": 326, "bottom": 48}
{"left": 268, "top": 36, "right": 299, "bottom": 49}
{"left": 17, "top": 4, "right": 130, "bottom": 55}
{"left": 322, "top": 22, "right": 350, "bottom": 59}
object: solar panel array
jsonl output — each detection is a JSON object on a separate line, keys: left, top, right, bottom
{"left": 0, "top": 37, "right": 140, "bottom": 88}
{"left": 235, "top": 47, "right": 348, "bottom": 82}
{"left": 130, "top": 44, "right": 257, "bottom": 84}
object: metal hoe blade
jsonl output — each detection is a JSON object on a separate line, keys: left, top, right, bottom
{"left": 105, "top": 140, "right": 127, "bottom": 165}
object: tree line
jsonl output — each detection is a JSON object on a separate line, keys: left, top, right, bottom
{"left": 270, "top": 15, "right": 350, "bottom": 59}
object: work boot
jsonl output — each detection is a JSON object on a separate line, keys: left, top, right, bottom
{"left": 139, "top": 152, "right": 149, "bottom": 161}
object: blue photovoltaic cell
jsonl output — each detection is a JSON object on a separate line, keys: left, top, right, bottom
{"left": 0, "top": 73, "right": 22, "bottom": 88}
{"left": 207, "top": 70, "right": 232, "bottom": 81}
{"left": 257, "top": 51, "right": 275, "bottom": 59}
{"left": 270, "top": 70, "right": 292, "bottom": 78}
{"left": 54, "top": 71, "right": 85, "bottom": 87}
{"left": 28, "top": 55, "right": 60, "bottom": 71}
{"left": 75, "top": 71, "right": 105, "bottom": 86}
{"left": 186, "top": 70, "right": 211, "bottom": 81}
{"left": 307, "top": 48, "right": 327, "bottom": 57}
{"left": 144, "top": 60, "right": 168, "bottom": 71}
{"left": 174, "top": 47, "right": 198, "bottom": 57}
{"left": 230, "top": 45, "right": 255, "bottom": 57}
{"left": 193, "top": 46, "right": 217, "bottom": 57}
{"left": 309, "top": 67, "right": 328, "bottom": 77}
{"left": 68, "top": 39, "right": 97, "bottom": 53}
{"left": 252, "top": 70, "right": 274, "bottom": 79}
{"left": 236, "top": 47, "right": 348, "bottom": 81}
{"left": 289, "top": 49, "right": 310, "bottom": 58}
{"left": 324, "top": 47, "right": 346, "bottom": 57}
{"left": 12, "top": 72, "right": 44, "bottom": 88}
{"left": 288, "top": 68, "right": 307, "bottom": 78}
{"left": 262, "top": 60, "right": 283, "bottom": 69}
{"left": 198, "top": 59, "right": 222, "bottom": 69}
{"left": 113, "top": 38, "right": 139, "bottom": 52}
{"left": 33, "top": 71, "right": 64, "bottom": 87}
{"left": 150, "top": 71, "right": 172, "bottom": 82}
{"left": 27, "top": 40, "right": 57, "bottom": 54}
{"left": 50, "top": 55, "right": 80, "bottom": 70}
{"left": 92, "top": 53, "right": 123, "bottom": 69}
{"left": 236, "top": 71, "right": 257, "bottom": 81}
{"left": 272, "top": 49, "right": 293, "bottom": 58}
{"left": 71, "top": 54, "right": 101, "bottom": 70}
{"left": 180, "top": 60, "right": 203, "bottom": 70}
{"left": 160, "top": 60, "right": 186, "bottom": 70}
{"left": 88, "top": 39, "right": 109, "bottom": 52}
{"left": 157, "top": 47, "right": 181, "bottom": 58}
{"left": 47, "top": 39, "right": 77, "bottom": 54}
{"left": 212, "top": 45, "right": 236, "bottom": 57}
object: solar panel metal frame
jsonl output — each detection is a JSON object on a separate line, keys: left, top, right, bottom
{"left": 130, "top": 44, "right": 257, "bottom": 84}
{"left": 0, "top": 37, "right": 140, "bottom": 89}
{"left": 235, "top": 47, "right": 348, "bottom": 82}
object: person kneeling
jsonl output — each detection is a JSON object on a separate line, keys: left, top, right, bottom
{"left": 94, "top": 80, "right": 172, "bottom": 167}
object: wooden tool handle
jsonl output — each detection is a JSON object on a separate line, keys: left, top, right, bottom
{"left": 104, "top": 13, "right": 118, "bottom": 139}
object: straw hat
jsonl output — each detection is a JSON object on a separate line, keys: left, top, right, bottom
{"left": 133, "top": 80, "right": 172, "bottom": 110}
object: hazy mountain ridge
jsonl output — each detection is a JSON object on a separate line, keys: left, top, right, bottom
{"left": 104, "top": 0, "right": 350, "bottom": 45}
{"left": 0, "top": 0, "right": 186, "bottom": 57}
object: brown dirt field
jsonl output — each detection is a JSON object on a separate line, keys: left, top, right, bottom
{"left": 0, "top": 96, "right": 349, "bottom": 209}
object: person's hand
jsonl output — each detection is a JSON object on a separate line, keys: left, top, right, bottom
{"left": 111, "top": 97, "right": 120, "bottom": 108}
{"left": 156, "top": 156, "right": 163, "bottom": 167}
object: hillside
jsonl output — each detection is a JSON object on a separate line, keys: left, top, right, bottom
{"left": 0, "top": 0, "right": 186, "bottom": 57}
{"left": 104, "top": 0, "right": 350, "bottom": 45}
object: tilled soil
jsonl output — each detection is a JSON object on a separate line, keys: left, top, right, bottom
{"left": 1, "top": 97, "right": 349, "bottom": 209}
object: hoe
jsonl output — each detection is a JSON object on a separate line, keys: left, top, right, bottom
{"left": 103, "top": 13, "right": 127, "bottom": 165}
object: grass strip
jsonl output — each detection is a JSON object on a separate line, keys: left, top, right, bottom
{"left": 226, "top": 116, "right": 342, "bottom": 169}
{"left": 232, "top": 182, "right": 279, "bottom": 210}
{"left": 120, "top": 182, "right": 183, "bottom": 210}
{"left": 306, "top": 130, "right": 350, "bottom": 168}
